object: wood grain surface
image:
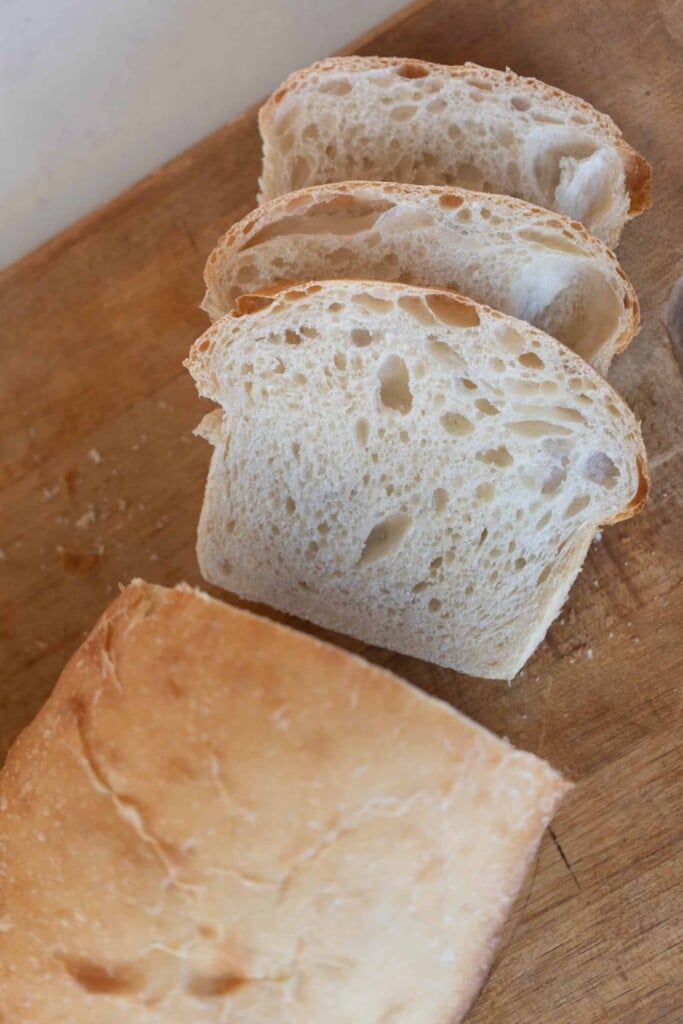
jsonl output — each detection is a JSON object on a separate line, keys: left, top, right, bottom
{"left": 1, "top": 0, "right": 681, "bottom": 1020}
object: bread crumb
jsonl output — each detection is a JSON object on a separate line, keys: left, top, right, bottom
{"left": 0, "top": 549, "right": 5, "bottom": 561}
{"left": 593, "top": 531, "right": 602, "bottom": 543}
{"left": 586, "top": 648, "right": 593, "bottom": 659}
{"left": 75, "top": 506, "right": 96, "bottom": 529}
{"left": 592, "top": 579, "right": 599, "bottom": 588}
{"left": 88, "top": 447, "right": 103, "bottom": 464}
{"left": 42, "top": 484, "right": 60, "bottom": 502}
{"left": 116, "top": 497, "right": 128, "bottom": 512}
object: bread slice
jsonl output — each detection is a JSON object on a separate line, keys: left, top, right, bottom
{"left": 187, "top": 280, "right": 648, "bottom": 679}
{"left": 0, "top": 580, "right": 569, "bottom": 1023}
{"left": 258, "top": 58, "right": 651, "bottom": 247}
{"left": 203, "top": 181, "right": 639, "bottom": 374}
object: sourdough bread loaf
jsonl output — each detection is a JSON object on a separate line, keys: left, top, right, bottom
{"left": 0, "top": 580, "right": 569, "bottom": 1023}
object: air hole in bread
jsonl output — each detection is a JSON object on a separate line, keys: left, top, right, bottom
{"left": 302, "top": 122, "right": 319, "bottom": 141}
{"left": 565, "top": 495, "right": 590, "bottom": 517}
{"left": 433, "top": 487, "right": 448, "bottom": 513}
{"left": 476, "top": 446, "right": 514, "bottom": 468}
{"left": 583, "top": 451, "right": 619, "bottom": 488}
{"left": 293, "top": 372, "right": 307, "bottom": 386}
{"left": 290, "top": 156, "right": 311, "bottom": 189}
{"left": 291, "top": 441, "right": 301, "bottom": 460}
{"left": 428, "top": 340, "right": 466, "bottom": 369}
{"left": 391, "top": 104, "right": 419, "bottom": 121}
{"left": 396, "top": 61, "right": 429, "bottom": 79}
{"left": 478, "top": 527, "right": 488, "bottom": 546}
{"left": 352, "top": 293, "right": 394, "bottom": 315}
{"left": 357, "top": 513, "right": 412, "bottom": 566}
{"left": 333, "top": 352, "right": 346, "bottom": 370}
{"left": 532, "top": 110, "right": 565, "bottom": 125}
{"left": 398, "top": 295, "right": 434, "bottom": 326}
{"left": 606, "top": 400, "right": 621, "bottom": 418}
{"left": 427, "top": 97, "right": 447, "bottom": 113}
{"left": 476, "top": 482, "right": 496, "bottom": 503}
{"left": 438, "top": 192, "right": 464, "bottom": 209}
{"left": 378, "top": 355, "right": 413, "bottom": 414}
{"left": 63, "top": 957, "right": 142, "bottom": 996}
{"left": 537, "top": 564, "right": 552, "bottom": 585}
{"left": 355, "top": 417, "right": 370, "bottom": 446}
{"left": 461, "top": 378, "right": 478, "bottom": 391}
{"left": 511, "top": 95, "right": 531, "bottom": 111}
{"left": 236, "top": 263, "right": 257, "bottom": 284}
{"left": 448, "top": 123, "right": 463, "bottom": 140}
{"left": 426, "top": 294, "right": 480, "bottom": 328}
{"left": 441, "top": 411, "right": 475, "bottom": 437}
{"left": 318, "top": 77, "right": 352, "bottom": 95}
{"left": 430, "top": 556, "right": 443, "bottom": 573}
{"left": 517, "top": 228, "right": 583, "bottom": 255}
{"left": 475, "top": 398, "right": 499, "bottom": 416}
{"left": 187, "top": 973, "right": 248, "bottom": 998}
{"left": 428, "top": 597, "right": 442, "bottom": 612}
{"left": 507, "top": 420, "right": 572, "bottom": 438}
{"left": 328, "top": 302, "right": 342, "bottom": 313}
{"left": 284, "top": 329, "right": 301, "bottom": 345}
{"left": 300, "top": 326, "right": 320, "bottom": 339}
{"left": 351, "top": 328, "right": 372, "bottom": 348}
{"left": 413, "top": 579, "right": 430, "bottom": 593}
{"left": 285, "top": 496, "right": 296, "bottom": 514}
{"left": 534, "top": 140, "right": 598, "bottom": 198}
{"left": 519, "top": 351, "right": 545, "bottom": 369}
{"left": 541, "top": 465, "right": 567, "bottom": 494}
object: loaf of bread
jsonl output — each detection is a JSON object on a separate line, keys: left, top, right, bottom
{"left": 187, "top": 279, "right": 648, "bottom": 679}
{"left": 0, "top": 580, "right": 569, "bottom": 1023}
{"left": 258, "top": 58, "right": 651, "bottom": 246}
{"left": 203, "top": 181, "right": 638, "bottom": 373}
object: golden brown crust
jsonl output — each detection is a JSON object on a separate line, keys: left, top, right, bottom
{"left": 623, "top": 149, "right": 653, "bottom": 214}
{"left": 0, "top": 581, "right": 569, "bottom": 1022}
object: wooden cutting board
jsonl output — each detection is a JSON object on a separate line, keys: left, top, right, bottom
{"left": 1, "top": 0, "right": 681, "bottom": 1019}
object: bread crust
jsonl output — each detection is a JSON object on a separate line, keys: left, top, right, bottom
{"left": 0, "top": 580, "right": 569, "bottom": 1022}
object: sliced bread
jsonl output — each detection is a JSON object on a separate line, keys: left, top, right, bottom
{"left": 203, "top": 181, "right": 638, "bottom": 373}
{"left": 258, "top": 58, "right": 651, "bottom": 246}
{"left": 186, "top": 280, "right": 648, "bottom": 679}
{"left": 0, "top": 580, "right": 569, "bottom": 1023}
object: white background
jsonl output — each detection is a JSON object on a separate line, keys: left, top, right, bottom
{"left": 0, "top": 0, "right": 405, "bottom": 269}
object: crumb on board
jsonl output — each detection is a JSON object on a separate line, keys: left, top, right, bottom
{"left": 42, "top": 484, "right": 60, "bottom": 502}
{"left": 88, "top": 447, "right": 103, "bottom": 464}
{"left": 0, "top": 549, "right": 5, "bottom": 561}
{"left": 75, "top": 505, "right": 97, "bottom": 530}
